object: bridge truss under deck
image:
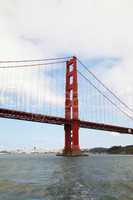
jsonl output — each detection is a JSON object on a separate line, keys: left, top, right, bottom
{"left": 0, "top": 108, "right": 133, "bottom": 135}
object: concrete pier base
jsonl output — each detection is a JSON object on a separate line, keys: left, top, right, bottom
{"left": 56, "top": 150, "right": 88, "bottom": 157}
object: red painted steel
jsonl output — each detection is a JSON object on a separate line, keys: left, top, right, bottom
{"left": 64, "top": 57, "right": 80, "bottom": 155}
{"left": 64, "top": 59, "right": 71, "bottom": 153}
{"left": 0, "top": 108, "right": 65, "bottom": 125}
{"left": 80, "top": 120, "right": 133, "bottom": 134}
{"left": 0, "top": 108, "right": 133, "bottom": 134}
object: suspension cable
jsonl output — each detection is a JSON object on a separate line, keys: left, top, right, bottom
{"left": 77, "top": 70, "right": 133, "bottom": 122}
{"left": 0, "top": 61, "right": 66, "bottom": 69}
{"left": 0, "top": 56, "right": 71, "bottom": 63}
{"left": 77, "top": 58, "right": 133, "bottom": 114}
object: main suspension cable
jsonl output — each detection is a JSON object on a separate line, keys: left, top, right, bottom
{"left": 0, "top": 60, "right": 66, "bottom": 69}
{"left": 77, "top": 58, "right": 133, "bottom": 114}
{"left": 0, "top": 56, "right": 71, "bottom": 63}
{"left": 78, "top": 70, "right": 133, "bottom": 122}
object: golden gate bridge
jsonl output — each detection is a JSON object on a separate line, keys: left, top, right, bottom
{"left": 0, "top": 56, "right": 133, "bottom": 156}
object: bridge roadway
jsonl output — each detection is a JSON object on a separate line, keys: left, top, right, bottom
{"left": 0, "top": 108, "right": 133, "bottom": 134}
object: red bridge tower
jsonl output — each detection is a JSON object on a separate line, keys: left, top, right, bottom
{"left": 63, "top": 56, "right": 81, "bottom": 156}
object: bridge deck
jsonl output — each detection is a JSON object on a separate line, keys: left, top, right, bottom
{"left": 0, "top": 108, "right": 132, "bottom": 134}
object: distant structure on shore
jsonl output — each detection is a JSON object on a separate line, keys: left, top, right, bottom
{"left": 0, "top": 147, "right": 63, "bottom": 154}
{"left": 0, "top": 145, "right": 133, "bottom": 155}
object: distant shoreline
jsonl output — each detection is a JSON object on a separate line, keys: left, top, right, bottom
{"left": 0, "top": 145, "right": 133, "bottom": 155}
{"left": 0, "top": 151, "right": 57, "bottom": 155}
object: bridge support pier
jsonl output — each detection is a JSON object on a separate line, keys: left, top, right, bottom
{"left": 62, "top": 57, "right": 81, "bottom": 156}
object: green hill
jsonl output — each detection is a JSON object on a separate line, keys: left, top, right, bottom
{"left": 89, "top": 145, "right": 133, "bottom": 154}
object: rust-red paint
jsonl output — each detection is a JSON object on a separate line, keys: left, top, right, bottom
{"left": 63, "top": 57, "right": 80, "bottom": 154}
{"left": 0, "top": 108, "right": 132, "bottom": 134}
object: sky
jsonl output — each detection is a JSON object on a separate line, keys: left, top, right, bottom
{"left": 0, "top": 0, "right": 133, "bottom": 150}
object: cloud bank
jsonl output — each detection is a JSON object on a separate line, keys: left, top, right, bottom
{"left": 0, "top": 0, "right": 133, "bottom": 113}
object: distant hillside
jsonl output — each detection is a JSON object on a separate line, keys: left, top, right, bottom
{"left": 0, "top": 150, "right": 10, "bottom": 154}
{"left": 89, "top": 147, "right": 108, "bottom": 154}
{"left": 89, "top": 145, "right": 133, "bottom": 154}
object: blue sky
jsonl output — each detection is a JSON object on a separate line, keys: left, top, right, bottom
{"left": 0, "top": 0, "right": 133, "bottom": 150}
{"left": 1, "top": 118, "right": 133, "bottom": 150}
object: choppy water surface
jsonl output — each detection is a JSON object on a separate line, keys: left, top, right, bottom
{"left": 0, "top": 154, "right": 133, "bottom": 200}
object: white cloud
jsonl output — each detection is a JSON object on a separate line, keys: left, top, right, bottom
{"left": 0, "top": 66, "right": 64, "bottom": 110}
{"left": 0, "top": 0, "right": 133, "bottom": 114}
{"left": 1, "top": 0, "right": 133, "bottom": 58}
{"left": 92, "top": 55, "right": 133, "bottom": 112}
